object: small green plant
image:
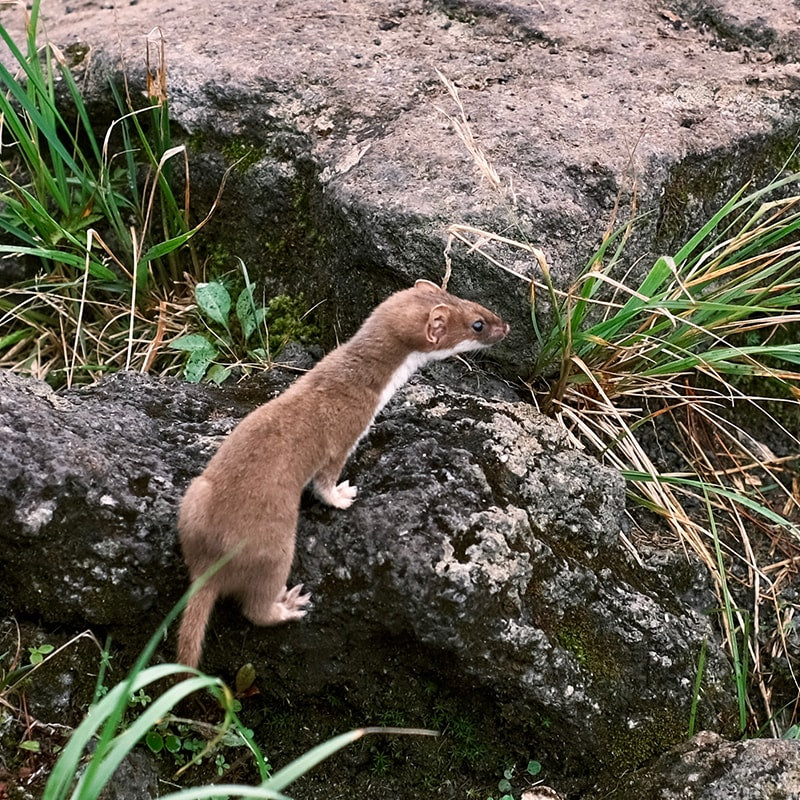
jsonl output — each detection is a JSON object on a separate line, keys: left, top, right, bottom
{"left": 0, "top": 629, "right": 103, "bottom": 770}
{"left": 371, "top": 750, "right": 391, "bottom": 775}
{"left": 143, "top": 710, "right": 254, "bottom": 774}
{"left": 214, "top": 752, "right": 231, "bottom": 776}
{"left": 27, "top": 643, "right": 54, "bottom": 665}
{"left": 487, "top": 760, "right": 542, "bottom": 800}
{"left": 169, "top": 264, "right": 318, "bottom": 383}
{"left": 145, "top": 726, "right": 183, "bottom": 758}
{"left": 495, "top": 764, "right": 516, "bottom": 800}
{"left": 129, "top": 688, "right": 152, "bottom": 708}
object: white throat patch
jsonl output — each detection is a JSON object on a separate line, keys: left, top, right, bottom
{"left": 377, "top": 351, "right": 431, "bottom": 412}
{"left": 376, "top": 340, "right": 487, "bottom": 412}
{"left": 350, "top": 342, "right": 488, "bottom": 456}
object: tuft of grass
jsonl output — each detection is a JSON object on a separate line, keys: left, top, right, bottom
{"left": 437, "top": 69, "right": 800, "bottom": 736}
{"left": 0, "top": 2, "right": 228, "bottom": 387}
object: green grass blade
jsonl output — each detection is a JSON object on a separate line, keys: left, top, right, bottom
{"left": 0, "top": 245, "right": 118, "bottom": 281}
{"left": 672, "top": 186, "right": 748, "bottom": 266}
{"left": 265, "top": 727, "right": 438, "bottom": 793}
{"left": 78, "top": 674, "right": 224, "bottom": 800}
{"left": 0, "top": 86, "right": 65, "bottom": 208}
{"left": 0, "top": 209, "right": 40, "bottom": 246}
{"left": 264, "top": 729, "right": 365, "bottom": 793}
{"left": 688, "top": 638, "right": 707, "bottom": 736}
{"left": 41, "top": 47, "right": 71, "bottom": 206}
{"left": 703, "top": 487, "right": 748, "bottom": 732}
{"left": 0, "top": 328, "right": 31, "bottom": 350}
{"left": 161, "top": 787, "right": 291, "bottom": 800}
{"left": 575, "top": 256, "right": 675, "bottom": 345}
{"left": 107, "top": 81, "right": 142, "bottom": 210}
{"left": 140, "top": 228, "right": 199, "bottom": 265}
{"left": 57, "top": 56, "right": 103, "bottom": 167}
{"left": 42, "top": 665, "right": 177, "bottom": 800}
{"left": 640, "top": 344, "right": 800, "bottom": 377}
{"left": 0, "top": 61, "right": 82, "bottom": 191}
{"left": 44, "top": 557, "right": 236, "bottom": 800}
{"left": 621, "top": 470, "right": 800, "bottom": 540}
{"left": 0, "top": 180, "right": 74, "bottom": 244}
{"left": 122, "top": 100, "right": 186, "bottom": 231}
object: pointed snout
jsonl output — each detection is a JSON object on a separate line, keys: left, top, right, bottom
{"left": 488, "top": 318, "right": 511, "bottom": 344}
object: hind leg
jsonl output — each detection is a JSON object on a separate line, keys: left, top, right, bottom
{"left": 243, "top": 583, "right": 312, "bottom": 625}
{"left": 240, "top": 547, "right": 311, "bottom": 626}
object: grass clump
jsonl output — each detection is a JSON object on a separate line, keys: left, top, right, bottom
{"left": 437, "top": 70, "right": 800, "bottom": 737}
{"left": 0, "top": 3, "right": 318, "bottom": 389}
{"left": 0, "top": 2, "right": 229, "bottom": 387}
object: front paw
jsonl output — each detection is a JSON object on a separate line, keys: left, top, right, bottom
{"left": 329, "top": 479, "right": 358, "bottom": 509}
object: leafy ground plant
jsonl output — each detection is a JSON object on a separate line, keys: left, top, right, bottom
{"left": 437, "top": 70, "right": 800, "bottom": 737}
{"left": 0, "top": 0, "right": 226, "bottom": 387}
{"left": 486, "top": 759, "right": 543, "bottom": 800}
{"left": 0, "top": 623, "right": 103, "bottom": 759}
{"left": 169, "top": 261, "right": 319, "bottom": 383}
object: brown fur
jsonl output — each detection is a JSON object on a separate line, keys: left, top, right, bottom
{"left": 176, "top": 280, "right": 509, "bottom": 668}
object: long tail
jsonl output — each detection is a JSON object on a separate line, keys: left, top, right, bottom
{"left": 177, "top": 581, "right": 218, "bottom": 669}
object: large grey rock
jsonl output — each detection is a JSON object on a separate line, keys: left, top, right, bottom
{"left": 0, "top": 0, "right": 797, "bottom": 361}
{"left": 604, "top": 730, "right": 800, "bottom": 800}
{"left": 0, "top": 368, "right": 736, "bottom": 793}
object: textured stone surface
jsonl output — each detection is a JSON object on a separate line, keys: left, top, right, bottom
{"left": 603, "top": 730, "right": 800, "bottom": 800}
{"left": 0, "top": 367, "right": 736, "bottom": 794}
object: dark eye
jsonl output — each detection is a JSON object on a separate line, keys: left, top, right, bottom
{"left": 472, "top": 320, "right": 484, "bottom": 333}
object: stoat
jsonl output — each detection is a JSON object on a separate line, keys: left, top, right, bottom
{"left": 176, "top": 279, "right": 510, "bottom": 669}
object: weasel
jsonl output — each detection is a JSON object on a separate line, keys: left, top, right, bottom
{"left": 176, "top": 279, "right": 510, "bottom": 669}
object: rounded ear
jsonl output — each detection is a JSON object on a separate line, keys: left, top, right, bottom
{"left": 415, "top": 279, "right": 441, "bottom": 291}
{"left": 426, "top": 303, "right": 451, "bottom": 345}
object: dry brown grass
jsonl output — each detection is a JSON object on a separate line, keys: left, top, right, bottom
{"left": 436, "top": 68, "right": 800, "bottom": 734}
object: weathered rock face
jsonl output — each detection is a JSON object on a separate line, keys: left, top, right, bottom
{"left": 1, "top": 0, "right": 797, "bottom": 363}
{"left": 604, "top": 730, "right": 800, "bottom": 800}
{"left": 0, "top": 367, "right": 737, "bottom": 795}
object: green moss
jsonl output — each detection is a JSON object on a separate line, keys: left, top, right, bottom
{"left": 265, "top": 293, "right": 319, "bottom": 354}
{"left": 183, "top": 133, "right": 265, "bottom": 174}
{"left": 557, "top": 628, "right": 588, "bottom": 666}
{"left": 221, "top": 139, "right": 266, "bottom": 173}
{"left": 63, "top": 42, "right": 90, "bottom": 67}
{"left": 259, "top": 170, "right": 328, "bottom": 262}
{"left": 555, "top": 615, "right": 621, "bottom": 679}
{"left": 602, "top": 708, "right": 686, "bottom": 774}
{"left": 656, "top": 134, "right": 800, "bottom": 247}
{"left": 204, "top": 242, "right": 236, "bottom": 273}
